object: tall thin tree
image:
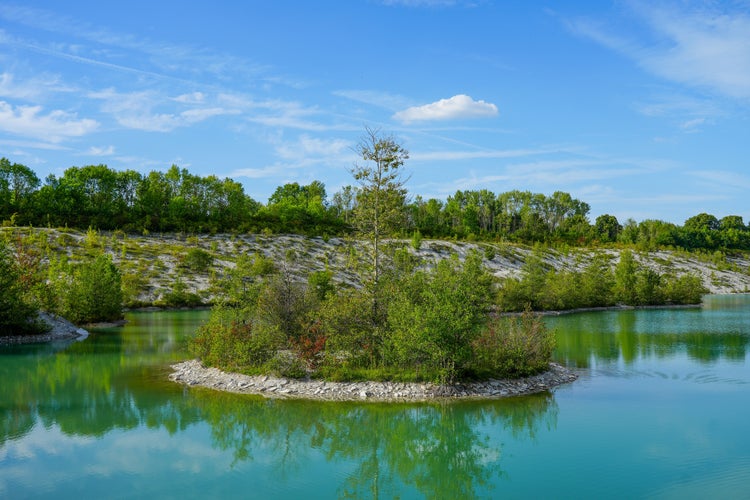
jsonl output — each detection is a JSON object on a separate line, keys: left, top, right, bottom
{"left": 350, "top": 127, "right": 409, "bottom": 289}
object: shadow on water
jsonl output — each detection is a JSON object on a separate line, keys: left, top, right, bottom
{"left": 0, "top": 310, "right": 560, "bottom": 499}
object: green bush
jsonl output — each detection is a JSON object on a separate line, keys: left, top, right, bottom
{"left": 471, "top": 310, "right": 555, "bottom": 378}
{"left": 0, "top": 239, "right": 42, "bottom": 335}
{"left": 159, "top": 276, "right": 203, "bottom": 307}
{"left": 190, "top": 306, "right": 283, "bottom": 371}
{"left": 663, "top": 274, "right": 707, "bottom": 304}
{"left": 58, "top": 253, "right": 123, "bottom": 324}
{"left": 386, "top": 252, "right": 494, "bottom": 383}
{"left": 181, "top": 248, "right": 213, "bottom": 272}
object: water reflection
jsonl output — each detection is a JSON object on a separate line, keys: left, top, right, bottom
{"left": 192, "top": 391, "right": 558, "bottom": 499}
{"left": 549, "top": 298, "right": 750, "bottom": 368}
{"left": 0, "top": 310, "right": 559, "bottom": 499}
{"left": 0, "top": 312, "right": 206, "bottom": 446}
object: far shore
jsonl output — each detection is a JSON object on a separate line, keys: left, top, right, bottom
{"left": 169, "top": 359, "right": 578, "bottom": 402}
{"left": 0, "top": 312, "right": 88, "bottom": 345}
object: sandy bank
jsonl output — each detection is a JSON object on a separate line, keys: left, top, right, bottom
{"left": 169, "top": 359, "right": 578, "bottom": 402}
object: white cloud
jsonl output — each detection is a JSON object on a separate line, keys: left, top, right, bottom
{"left": 679, "top": 117, "right": 705, "bottom": 131}
{"left": 393, "top": 94, "right": 498, "bottom": 123}
{"left": 231, "top": 164, "right": 288, "bottom": 179}
{"left": 0, "top": 100, "right": 98, "bottom": 141}
{"left": 173, "top": 92, "right": 206, "bottom": 104}
{"left": 86, "top": 145, "right": 115, "bottom": 156}
{"left": 275, "top": 135, "right": 350, "bottom": 161}
{"left": 90, "top": 89, "right": 240, "bottom": 132}
{"left": 636, "top": 4, "right": 750, "bottom": 100}
{"left": 689, "top": 170, "right": 750, "bottom": 191}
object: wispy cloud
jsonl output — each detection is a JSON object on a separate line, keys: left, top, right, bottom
{"left": 86, "top": 145, "right": 115, "bottom": 156}
{"left": 0, "top": 100, "right": 98, "bottom": 141}
{"left": 0, "top": 4, "right": 280, "bottom": 87}
{"left": 89, "top": 88, "right": 240, "bottom": 132}
{"left": 569, "top": 2, "right": 750, "bottom": 101}
{"left": 688, "top": 169, "right": 750, "bottom": 191}
{"left": 334, "top": 89, "right": 412, "bottom": 112}
{"left": 0, "top": 70, "right": 79, "bottom": 102}
{"left": 393, "top": 94, "right": 498, "bottom": 123}
{"left": 274, "top": 134, "right": 351, "bottom": 162}
{"left": 410, "top": 147, "right": 551, "bottom": 162}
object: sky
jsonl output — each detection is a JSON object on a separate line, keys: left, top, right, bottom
{"left": 0, "top": 0, "right": 749, "bottom": 225}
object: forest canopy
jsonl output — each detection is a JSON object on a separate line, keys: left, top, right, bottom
{"left": 2, "top": 157, "right": 749, "bottom": 251}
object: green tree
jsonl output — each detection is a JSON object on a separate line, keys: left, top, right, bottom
{"left": 387, "top": 252, "right": 493, "bottom": 382}
{"left": 0, "top": 239, "right": 41, "bottom": 334}
{"left": 0, "top": 158, "right": 40, "bottom": 224}
{"left": 594, "top": 214, "right": 621, "bottom": 242}
{"left": 613, "top": 250, "right": 639, "bottom": 305}
{"left": 60, "top": 254, "right": 123, "bottom": 324}
{"left": 351, "top": 127, "right": 409, "bottom": 289}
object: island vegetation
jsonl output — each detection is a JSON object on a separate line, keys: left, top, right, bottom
{"left": 0, "top": 128, "right": 738, "bottom": 382}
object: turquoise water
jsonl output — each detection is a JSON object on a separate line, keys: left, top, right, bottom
{"left": 1, "top": 297, "right": 749, "bottom": 499}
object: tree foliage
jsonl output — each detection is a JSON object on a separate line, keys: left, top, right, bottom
{"left": 1, "top": 155, "right": 748, "bottom": 253}
{"left": 48, "top": 253, "right": 124, "bottom": 325}
{"left": 0, "top": 238, "right": 41, "bottom": 334}
{"left": 350, "top": 127, "right": 409, "bottom": 286}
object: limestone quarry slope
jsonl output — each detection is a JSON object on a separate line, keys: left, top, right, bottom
{"left": 4, "top": 227, "right": 749, "bottom": 306}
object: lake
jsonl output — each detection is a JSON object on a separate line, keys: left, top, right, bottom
{"left": 1, "top": 296, "right": 749, "bottom": 499}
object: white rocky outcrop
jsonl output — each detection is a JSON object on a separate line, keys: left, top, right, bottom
{"left": 170, "top": 359, "right": 578, "bottom": 402}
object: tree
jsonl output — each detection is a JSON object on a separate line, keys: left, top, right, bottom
{"left": 387, "top": 252, "right": 493, "bottom": 382}
{"left": 350, "top": 127, "right": 409, "bottom": 294}
{"left": 0, "top": 239, "right": 40, "bottom": 334}
{"left": 59, "top": 254, "right": 123, "bottom": 324}
{"left": 594, "top": 214, "right": 621, "bottom": 242}
{"left": 613, "top": 250, "right": 639, "bottom": 305}
{"left": 0, "top": 158, "right": 41, "bottom": 223}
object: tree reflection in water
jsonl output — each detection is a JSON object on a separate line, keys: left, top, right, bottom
{"left": 1, "top": 309, "right": 559, "bottom": 499}
{"left": 551, "top": 307, "right": 749, "bottom": 368}
{"left": 193, "top": 390, "right": 558, "bottom": 499}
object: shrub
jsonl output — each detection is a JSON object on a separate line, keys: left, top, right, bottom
{"left": 663, "top": 274, "right": 707, "bottom": 304}
{"left": 386, "top": 252, "right": 494, "bottom": 383}
{"left": 190, "top": 306, "right": 282, "bottom": 371}
{"left": 182, "top": 248, "right": 213, "bottom": 272}
{"left": 160, "top": 276, "right": 203, "bottom": 307}
{"left": 59, "top": 253, "right": 123, "bottom": 324}
{"left": 471, "top": 310, "right": 555, "bottom": 378}
{"left": 0, "top": 239, "right": 42, "bottom": 334}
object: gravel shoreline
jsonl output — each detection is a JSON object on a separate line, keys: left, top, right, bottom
{"left": 169, "top": 359, "right": 578, "bottom": 402}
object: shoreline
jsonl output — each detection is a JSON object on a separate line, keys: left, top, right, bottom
{"left": 0, "top": 312, "right": 88, "bottom": 345}
{"left": 169, "top": 359, "right": 578, "bottom": 402}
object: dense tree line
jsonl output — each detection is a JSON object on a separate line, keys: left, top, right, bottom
{"left": 3, "top": 156, "right": 749, "bottom": 252}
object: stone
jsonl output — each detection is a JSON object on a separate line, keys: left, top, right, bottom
{"left": 168, "top": 359, "right": 578, "bottom": 402}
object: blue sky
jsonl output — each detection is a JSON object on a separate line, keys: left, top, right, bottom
{"left": 1, "top": 1, "right": 748, "bottom": 224}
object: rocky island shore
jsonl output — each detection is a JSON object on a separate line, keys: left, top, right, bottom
{"left": 169, "top": 359, "right": 578, "bottom": 402}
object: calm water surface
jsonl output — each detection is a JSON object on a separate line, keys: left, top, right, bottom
{"left": 1, "top": 296, "right": 749, "bottom": 499}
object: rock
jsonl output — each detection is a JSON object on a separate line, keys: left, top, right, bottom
{"left": 168, "top": 359, "right": 578, "bottom": 402}
{"left": 0, "top": 311, "right": 90, "bottom": 345}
